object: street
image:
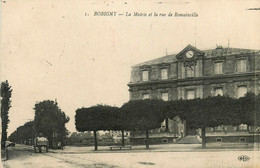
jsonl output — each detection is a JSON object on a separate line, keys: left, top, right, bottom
{"left": 1, "top": 144, "right": 260, "bottom": 168}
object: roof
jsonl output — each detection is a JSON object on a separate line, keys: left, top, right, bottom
{"left": 133, "top": 47, "right": 260, "bottom": 67}
{"left": 134, "top": 54, "right": 177, "bottom": 67}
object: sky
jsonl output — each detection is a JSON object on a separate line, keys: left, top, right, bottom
{"left": 1, "top": 0, "right": 260, "bottom": 135}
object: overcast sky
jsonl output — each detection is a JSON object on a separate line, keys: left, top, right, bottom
{"left": 1, "top": 0, "right": 260, "bottom": 135}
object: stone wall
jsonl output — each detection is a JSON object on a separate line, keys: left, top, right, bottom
{"left": 130, "top": 137, "right": 176, "bottom": 145}
{"left": 206, "top": 135, "right": 258, "bottom": 143}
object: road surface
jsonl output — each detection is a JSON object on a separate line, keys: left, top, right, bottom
{"left": 2, "top": 144, "right": 260, "bottom": 168}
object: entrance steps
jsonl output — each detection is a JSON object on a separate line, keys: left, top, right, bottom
{"left": 176, "top": 135, "right": 202, "bottom": 144}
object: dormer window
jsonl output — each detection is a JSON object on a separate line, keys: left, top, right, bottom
{"left": 237, "top": 59, "right": 247, "bottom": 72}
{"left": 214, "top": 61, "right": 223, "bottom": 74}
{"left": 160, "top": 68, "right": 168, "bottom": 80}
{"left": 142, "top": 70, "right": 149, "bottom": 81}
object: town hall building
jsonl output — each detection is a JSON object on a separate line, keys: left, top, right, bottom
{"left": 128, "top": 44, "right": 260, "bottom": 144}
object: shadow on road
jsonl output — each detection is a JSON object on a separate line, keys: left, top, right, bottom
{"left": 5, "top": 145, "right": 35, "bottom": 160}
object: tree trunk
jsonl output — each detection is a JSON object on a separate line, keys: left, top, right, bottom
{"left": 166, "top": 118, "right": 169, "bottom": 132}
{"left": 121, "top": 130, "right": 125, "bottom": 147}
{"left": 201, "top": 126, "right": 206, "bottom": 149}
{"left": 183, "top": 120, "right": 186, "bottom": 137}
{"left": 48, "top": 136, "right": 52, "bottom": 149}
{"left": 173, "top": 122, "right": 176, "bottom": 137}
{"left": 145, "top": 130, "right": 149, "bottom": 150}
{"left": 94, "top": 131, "right": 98, "bottom": 151}
{"left": 1, "top": 119, "right": 7, "bottom": 149}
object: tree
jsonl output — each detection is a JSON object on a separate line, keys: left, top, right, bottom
{"left": 256, "top": 94, "right": 260, "bottom": 126}
{"left": 1, "top": 80, "right": 12, "bottom": 148}
{"left": 20, "top": 121, "right": 35, "bottom": 145}
{"left": 238, "top": 93, "right": 258, "bottom": 127}
{"left": 108, "top": 108, "right": 126, "bottom": 146}
{"left": 165, "top": 99, "right": 187, "bottom": 126}
{"left": 9, "top": 121, "right": 35, "bottom": 145}
{"left": 186, "top": 96, "right": 240, "bottom": 148}
{"left": 75, "top": 105, "right": 119, "bottom": 151}
{"left": 121, "top": 99, "right": 166, "bottom": 149}
{"left": 34, "top": 100, "right": 69, "bottom": 148}
{"left": 8, "top": 130, "right": 18, "bottom": 143}
{"left": 166, "top": 95, "right": 238, "bottom": 148}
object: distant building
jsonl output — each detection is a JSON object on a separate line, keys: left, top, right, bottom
{"left": 128, "top": 44, "right": 260, "bottom": 144}
{"left": 109, "top": 131, "right": 130, "bottom": 144}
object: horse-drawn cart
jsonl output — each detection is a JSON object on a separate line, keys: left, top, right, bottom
{"left": 34, "top": 137, "right": 48, "bottom": 153}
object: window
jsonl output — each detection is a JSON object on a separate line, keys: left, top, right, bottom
{"left": 161, "top": 68, "right": 168, "bottom": 80}
{"left": 216, "top": 138, "right": 222, "bottom": 142}
{"left": 161, "top": 92, "right": 169, "bottom": 101}
{"left": 186, "top": 66, "right": 194, "bottom": 78}
{"left": 186, "top": 90, "right": 195, "bottom": 100}
{"left": 214, "top": 125, "right": 224, "bottom": 131}
{"left": 214, "top": 62, "right": 223, "bottom": 74}
{"left": 237, "top": 86, "right": 247, "bottom": 98}
{"left": 239, "top": 138, "right": 246, "bottom": 143}
{"left": 162, "top": 139, "right": 168, "bottom": 143}
{"left": 142, "top": 70, "right": 149, "bottom": 81}
{"left": 238, "top": 124, "right": 247, "bottom": 130}
{"left": 142, "top": 93, "right": 150, "bottom": 99}
{"left": 237, "top": 59, "right": 247, "bottom": 72}
{"left": 214, "top": 88, "right": 223, "bottom": 96}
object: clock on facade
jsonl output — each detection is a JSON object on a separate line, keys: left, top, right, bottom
{"left": 186, "top": 50, "right": 194, "bottom": 58}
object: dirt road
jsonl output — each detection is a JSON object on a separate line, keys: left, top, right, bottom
{"left": 2, "top": 145, "right": 118, "bottom": 168}
{"left": 2, "top": 144, "right": 259, "bottom": 168}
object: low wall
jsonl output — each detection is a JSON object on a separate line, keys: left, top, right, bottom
{"left": 206, "top": 135, "right": 260, "bottom": 143}
{"left": 130, "top": 137, "right": 176, "bottom": 145}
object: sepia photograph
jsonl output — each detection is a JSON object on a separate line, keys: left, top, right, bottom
{"left": 0, "top": 0, "right": 260, "bottom": 167}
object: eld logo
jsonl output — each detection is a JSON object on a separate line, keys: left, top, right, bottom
{"left": 238, "top": 155, "right": 250, "bottom": 162}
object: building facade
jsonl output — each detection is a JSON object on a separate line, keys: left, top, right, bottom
{"left": 128, "top": 44, "right": 260, "bottom": 144}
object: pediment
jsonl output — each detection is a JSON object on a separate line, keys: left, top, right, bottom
{"left": 176, "top": 44, "right": 205, "bottom": 60}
